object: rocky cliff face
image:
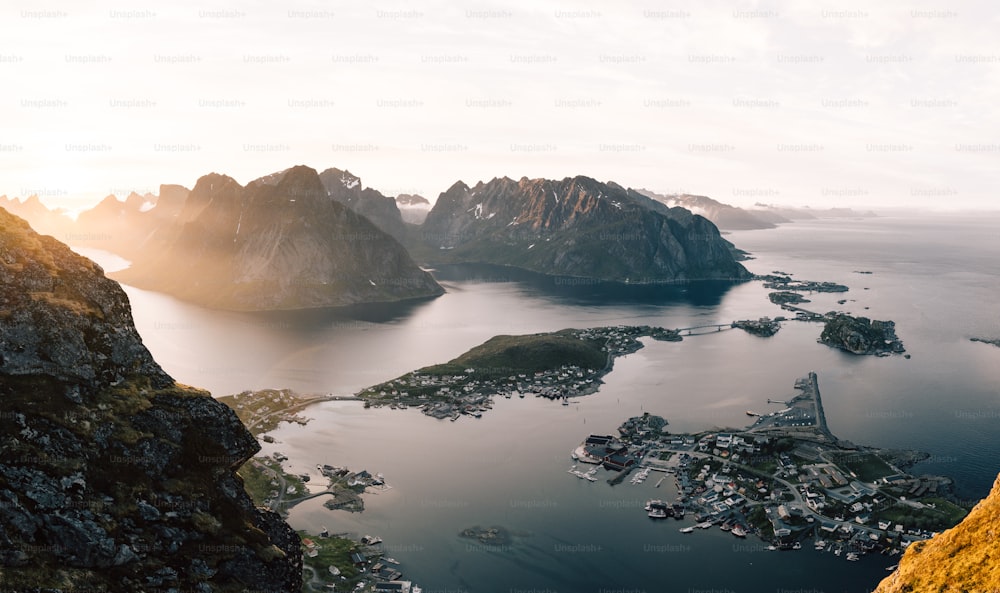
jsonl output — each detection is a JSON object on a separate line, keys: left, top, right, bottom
{"left": 420, "top": 176, "right": 750, "bottom": 283}
{"left": 113, "top": 165, "right": 443, "bottom": 311}
{"left": 0, "top": 207, "right": 301, "bottom": 591}
{"left": 874, "top": 473, "right": 1000, "bottom": 593}
{"left": 318, "top": 167, "right": 408, "bottom": 241}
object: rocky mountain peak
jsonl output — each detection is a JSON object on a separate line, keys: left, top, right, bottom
{"left": 420, "top": 174, "right": 750, "bottom": 282}
{"left": 112, "top": 166, "right": 443, "bottom": 310}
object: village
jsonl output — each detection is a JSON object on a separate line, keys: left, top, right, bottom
{"left": 568, "top": 374, "right": 968, "bottom": 562}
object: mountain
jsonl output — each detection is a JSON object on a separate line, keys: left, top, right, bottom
{"left": 0, "top": 207, "right": 301, "bottom": 590}
{"left": 317, "top": 167, "right": 408, "bottom": 241}
{"left": 0, "top": 195, "right": 73, "bottom": 238}
{"left": 395, "top": 194, "right": 432, "bottom": 225}
{"left": 72, "top": 193, "right": 154, "bottom": 257}
{"left": 419, "top": 175, "right": 750, "bottom": 283}
{"left": 636, "top": 189, "right": 786, "bottom": 230}
{"left": 396, "top": 194, "right": 430, "bottom": 207}
{"left": 112, "top": 165, "right": 443, "bottom": 311}
{"left": 753, "top": 203, "right": 879, "bottom": 220}
{"left": 874, "top": 472, "right": 1000, "bottom": 593}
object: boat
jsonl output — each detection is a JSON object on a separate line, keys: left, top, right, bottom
{"left": 792, "top": 542, "right": 802, "bottom": 550}
{"left": 731, "top": 525, "right": 747, "bottom": 538}
{"left": 746, "top": 410, "right": 759, "bottom": 416}
{"left": 846, "top": 552, "right": 860, "bottom": 561}
{"left": 696, "top": 521, "right": 714, "bottom": 529}
{"left": 360, "top": 535, "right": 382, "bottom": 545}
{"left": 646, "top": 500, "right": 669, "bottom": 519}
{"left": 383, "top": 557, "right": 400, "bottom": 565}
{"left": 679, "top": 526, "right": 695, "bottom": 533}
{"left": 720, "top": 521, "right": 732, "bottom": 531}
{"left": 648, "top": 507, "right": 668, "bottom": 519}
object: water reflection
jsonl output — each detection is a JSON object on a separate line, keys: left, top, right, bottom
{"left": 430, "top": 263, "right": 740, "bottom": 308}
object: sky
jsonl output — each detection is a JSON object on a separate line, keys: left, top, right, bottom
{"left": 2, "top": 0, "right": 998, "bottom": 213}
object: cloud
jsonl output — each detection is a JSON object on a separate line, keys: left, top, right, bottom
{"left": 2, "top": 0, "right": 996, "bottom": 210}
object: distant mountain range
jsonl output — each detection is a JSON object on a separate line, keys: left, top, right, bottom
{"left": 110, "top": 165, "right": 444, "bottom": 311}
{"left": 419, "top": 176, "right": 750, "bottom": 283}
{"left": 9, "top": 168, "right": 898, "bottom": 308}
{"left": 635, "top": 190, "right": 878, "bottom": 231}
{"left": 394, "top": 193, "right": 432, "bottom": 224}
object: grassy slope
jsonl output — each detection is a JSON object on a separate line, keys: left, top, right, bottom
{"left": 421, "top": 330, "right": 608, "bottom": 378}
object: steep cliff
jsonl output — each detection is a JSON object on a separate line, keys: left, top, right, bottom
{"left": 420, "top": 176, "right": 750, "bottom": 283}
{"left": 318, "top": 167, "right": 408, "bottom": 241}
{"left": 874, "top": 473, "right": 1000, "bottom": 593}
{"left": 112, "top": 165, "right": 443, "bottom": 311}
{"left": 0, "top": 207, "right": 301, "bottom": 591}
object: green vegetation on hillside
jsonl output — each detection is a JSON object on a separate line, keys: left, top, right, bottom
{"left": 421, "top": 330, "right": 608, "bottom": 378}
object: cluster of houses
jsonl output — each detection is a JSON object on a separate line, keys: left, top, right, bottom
{"left": 300, "top": 530, "right": 419, "bottom": 592}
{"left": 575, "top": 434, "right": 641, "bottom": 472}
{"left": 696, "top": 432, "right": 770, "bottom": 464}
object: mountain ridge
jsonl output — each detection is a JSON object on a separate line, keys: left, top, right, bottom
{"left": 419, "top": 175, "right": 750, "bottom": 283}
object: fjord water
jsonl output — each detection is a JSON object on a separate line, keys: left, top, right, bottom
{"left": 76, "top": 212, "right": 1000, "bottom": 592}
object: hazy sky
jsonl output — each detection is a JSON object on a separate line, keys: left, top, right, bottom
{"left": 3, "top": 0, "right": 998, "bottom": 212}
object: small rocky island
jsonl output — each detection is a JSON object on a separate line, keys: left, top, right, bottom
{"left": 759, "top": 274, "right": 849, "bottom": 293}
{"left": 970, "top": 337, "right": 1000, "bottom": 349}
{"left": 459, "top": 526, "right": 515, "bottom": 546}
{"left": 820, "top": 314, "right": 905, "bottom": 356}
{"left": 768, "top": 291, "right": 811, "bottom": 305}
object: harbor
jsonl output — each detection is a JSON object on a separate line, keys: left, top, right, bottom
{"left": 566, "top": 373, "right": 969, "bottom": 561}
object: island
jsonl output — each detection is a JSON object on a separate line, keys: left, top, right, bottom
{"left": 970, "top": 337, "right": 1000, "bottom": 349}
{"left": 570, "top": 373, "right": 968, "bottom": 559}
{"left": 820, "top": 314, "right": 906, "bottom": 356}
{"left": 768, "top": 291, "right": 811, "bottom": 305}
{"left": 357, "top": 326, "right": 682, "bottom": 419}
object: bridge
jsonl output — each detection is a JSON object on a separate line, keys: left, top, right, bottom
{"left": 675, "top": 323, "right": 734, "bottom": 336}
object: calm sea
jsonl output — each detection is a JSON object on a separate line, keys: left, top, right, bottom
{"left": 73, "top": 211, "right": 1000, "bottom": 593}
